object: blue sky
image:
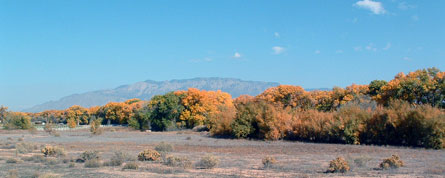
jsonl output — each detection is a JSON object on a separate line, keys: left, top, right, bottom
{"left": 1, "top": 0, "right": 444, "bottom": 111}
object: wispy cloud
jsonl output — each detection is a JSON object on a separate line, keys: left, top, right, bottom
{"left": 354, "top": 46, "right": 363, "bottom": 51}
{"left": 365, "top": 43, "right": 377, "bottom": 51}
{"left": 355, "top": 0, "right": 386, "bottom": 15}
{"left": 398, "top": 2, "right": 416, "bottom": 10}
{"left": 402, "top": 57, "right": 412, "bottom": 61}
{"left": 272, "top": 46, "right": 285, "bottom": 54}
{"left": 190, "top": 57, "right": 212, "bottom": 63}
{"left": 383, "top": 42, "right": 391, "bottom": 50}
{"left": 336, "top": 50, "right": 344, "bottom": 54}
{"left": 274, "top": 32, "right": 280, "bottom": 38}
{"left": 233, "top": 52, "right": 241, "bottom": 58}
{"left": 411, "top": 15, "right": 419, "bottom": 21}
{"left": 314, "top": 50, "right": 321, "bottom": 54}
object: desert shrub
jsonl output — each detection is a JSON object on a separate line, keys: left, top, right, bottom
{"left": 196, "top": 154, "right": 219, "bottom": 169}
{"left": 353, "top": 156, "right": 371, "bottom": 167}
{"left": 326, "top": 157, "right": 350, "bottom": 173}
{"left": 44, "top": 157, "right": 60, "bottom": 165}
{"left": 207, "top": 105, "right": 236, "bottom": 136}
{"left": 3, "top": 112, "right": 32, "bottom": 130}
{"left": 192, "top": 125, "right": 208, "bottom": 132}
{"left": 38, "top": 173, "right": 61, "bottom": 178}
{"left": 6, "top": 157, "right": 19, "bottom": 164}
{"left": 330, "top": 106, "right": 370, "bottom": 144}
{"left": 6, "top": 170, "right": 18, "bottom": 178}
{"left": 84, "top": 159, "right": 101, "bottom": 168}
{"left": 77, "top": 151, "right": 100, "bottom": 162}
{"left": 138, "top": 149, "right": 160, "bottom": 161}
{"left": 262, "top": 156, "right": 277, "bottom": 169}
{"left": 68, "top": 162, "right": 75, "bottom": 168}
{"left": 379, "top": 155, "right": 404, "bottom": 170}
{"left": 22, "top": 155, "right": 45, "bottom": 163}
{"left": 17, "top": 137, "right": 24, "bottom": 142}
{"left": 103, "top": 151, "right": 133, "bottom": 166}
{"left": 155, "top": 142, "right": 174, "bottom": 153}
{"left": 90, "top": 117, "right": 103, "bottom": 135}
{"left": 122, "top": 162, "right": 139, "bottom": 170}
{"left": 164, "top": 155, "right": 192, "bottom": 169}
{"left": 287, "top": 110, "right": 334, "bottom": 142}
{"left": 16, "top": 142, "right": 37, "bottom": 154}
{"left": 41, "top": 146, "right": 65, "bottom": 157}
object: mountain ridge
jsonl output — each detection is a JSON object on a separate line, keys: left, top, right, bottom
{"left": 23, "top": 78, "right": 281, "bottom": 113}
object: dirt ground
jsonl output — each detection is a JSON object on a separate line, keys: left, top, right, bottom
{"left": 0, "top": 127, "right": 444, "bottom": 178}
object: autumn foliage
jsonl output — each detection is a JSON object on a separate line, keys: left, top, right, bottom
{"left": 4, "top": 68, "right": 444, "bottom": 149}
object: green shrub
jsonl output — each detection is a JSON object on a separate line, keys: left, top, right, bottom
{"left": 122, "top": 162, "right": 139, "bottom": 170}
{"left": 196, "top": 154, "right": 219, "bottom": 169}
{"left": 3, "top": 112, "right": 32, "bottom": 130}
{"left": 44, "top": 157, "right": 60, "bottom": 165}
{"left": 41, "top": 146, "right": 65, "bottom": 157}
{"left": 327, "top": 157, "right": 350, "bottom": 173}
{"left": 90, "top": 118, "right": 103, "bottom": 135}
{"left": 164, "top": 155, "right": 192, "bottom": 169}
{"left": 22, "top": 155, "right": 45, "bottom": 163}
{"left": 155, "top": 142, "right": 174, "bottom": 153}
{"left": 262, "top": 156, "right": 277, "bottom": 169}
{"left": 104, "top": 151, "right": 133, "bottom": 166}
{"left": 379, "top": 155, "right": 404, "bottom": 170}
{"left": 138, "top": 149, "right": 160, "bottom": 161}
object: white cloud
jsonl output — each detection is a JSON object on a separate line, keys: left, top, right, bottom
{"left": 272, "top": 46, "right": 285, "bottom": 54}
{"left": 314, "top": 50, "right": 321, "bottom": 54}
{"left": 274, "top": 32, "right": 280, "bottom": 38}
{"left": 190, "top": 57, "right": 212, "bottom": 63}
{"left": 383, "top": 43, "right": 391, "bottom": 50}
{"left": 355, "top": 0, "right": 386, "bottom": 15}
{"left": 336, "top": 50, "right": 344, "bottom": 54}
{"left": 233, "top": 52, "right": 241, "bottom": 58}
{"left": 354, "top": 46, "right": 363, "bottom": 51}
{"left": 403, "top": 57, "right": 412, "bottom": 61}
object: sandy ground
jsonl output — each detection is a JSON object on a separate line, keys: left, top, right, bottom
{"left": 0, "top": 127, "right": 444, "bottom": 178}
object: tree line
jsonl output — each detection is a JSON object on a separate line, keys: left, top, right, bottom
{"left": 1, "top": 68, "right": 444, "bottom": 148}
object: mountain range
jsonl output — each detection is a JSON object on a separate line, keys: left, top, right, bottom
{"left": 23, "top": 78, "right": 281, "bottom": 113}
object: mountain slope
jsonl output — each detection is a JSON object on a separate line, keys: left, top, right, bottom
{"left": 23, "top": 78, "right": 280, "bottom": 112}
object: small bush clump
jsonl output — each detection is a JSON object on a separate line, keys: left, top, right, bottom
{"left": 38, "top": 173, "right": 61, "bottom": 178}
{"left": 103, "top": 151, "right": 133, "bottom": 166}
{"left": 41, "top": 146, "right": 65, "bottom": 157}
{"left": 122, "top": 162, "right": 139, "bottom": 170}
{"left": 16, "top": 142, "right": 37, "bottom": 154}
{"left": 262, "top": 156, "right": 277, "bottom": 169}
{"left": 77, "top": 151, "right": 100, "bottom": 163}
{"left": 155, "top": 142, "right": 174, "bottom": 153}
{"left": 84, "top": 159, "right": 101, "bottom": 168}
{"left": 138, "top": 149, "right": 160, "bottom": 161}
{"left": 164, "top": 155, "right": 192, "bottom": 169}
{"left": 379, "top": 155, "right": 404, "bottom": 170}
{"left": 6, "top": 157, "right": 19, "bottom": 164}
{"left": 196, "top": 154, "right": 219, "bottom": 169}
{"left": 327, "top": 157, "right": 350, "bottom": 173}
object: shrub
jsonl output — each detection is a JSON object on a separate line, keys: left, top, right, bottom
{"left": 7, "top": 170, "right": 18, "bottom": 178}
{"left": 379, "top": 155, "right": 404, "bottom": 170}
{"left": 155, "top": 142, "right": 174, "bottom": 153}
{"left": 104, "top": 151, "right": 133, "bottom": 166}
{"left": 164, "top": 155, "right": 192, "bottom": 169}
{"left": 90, "top": 118, "right": 103, "bottom": 135}
{"left": 41, "top": 146, "right": 65, "bottom": 157}
{"left": 327, "top": 157, "right": 350, "bottom": 173}
{"left": 84, "top": 159, "right": 101, "bottom": 168}
{"left": 138, "top": 149, "right": 160, "bottom": 161}
{"left": 38, "top": 173, "right": 61, "bottom": 178}
{"left": 77, "top": 151, "right": 100, "bottom": 162}
{"left": 44, "top": 157, "right": 60, "bottom": 165}
{"left": 22, "top": 155, "right": 45, "bottom": 163}
{"left": 262, "top": 156, "right": 277, "bottom": 169}
{"left": 16, "top": 142, "right": 37, "bottom": 154}
{"left": 196, "top": 154, "right": 219, "bottom": 169}
{"left": 6, "top": 157, "right": 18, "bottom": 164}
{"left": 68, "top": 162, "right": 75, "bottom": 168}
{"left": 122, "top": 162, "right": 139, "bottom": 170}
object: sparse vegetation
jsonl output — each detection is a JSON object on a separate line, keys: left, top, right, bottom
{"left": 16, "top": 142, "right": 37, "bottom": 154}
{"left": 84, "top": 159, "right": 101, "bottom": 168}
{"left": 78, "top": 150, "right": 100, "bottom": 162}
{"left": 164, "top": 155, "right": 192, "bottom": 169}
{"left": 6, "top": 157, "right": 19, "bottom": 164}
{"left": 379, "top": 155, "right": 404, "bottom": 170}
{"left": 138, "top": 149, "right": 161, "bottom": 161}
{"left": 122, "top": 162, "right": 139, "bottom": 170}
{"left": 155, "top": 142, "right": 174, "bottom": 153}
{"left": 262, "top": 156, "right": 277, "bottom": 169}
{"left": 196, "top": 154, "right": 219, "bottom": 169}
{"left": 41, "top": 146, "right": 66, "bottom": 157}
{"left": 327, "top": 157, "right": 350, "bottom": 173}
{"left": 103, "top": 151, "right": 133, "bottom": 166}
